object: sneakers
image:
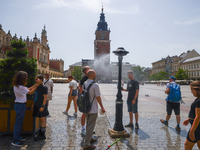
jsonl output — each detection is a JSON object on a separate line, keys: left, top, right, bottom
{"left": 175, "top": 125, "right": 181, "bottom": 131}
{"left": 73, "top": 113, "right": 77, "bottom": 117}
{"left": 11, "top": 141, "right": 24, "bottom": 147}
{"left": 62, "top": 111, "right": 68, "bottom": 115}
{"left": 19, "top": 137, "right": 26, "bottom": 141}
{"left": 81, "top": 129, "right": 86, "bottom": 137}
{"left": 135, "top": 123, "right": 139, "bottom": 129}
{"left": 160, "top": 119, "right": 168, "bottom": 126}
{"left": 125, "top": 123, "right": 134, "bottom": 128}
{"left": 34, "top": 135, "right": 46, "bottom": 141}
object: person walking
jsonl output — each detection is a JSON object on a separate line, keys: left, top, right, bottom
{"left": 83, "top": 69, "right": 105, "bottom": 150}
{"left": 11, "top": 71, "right": 39, "bottom": 147}
{"left": 63, "top": 75, "right": 78, "bottom": 116}
{"left": 32, "top": 75, "right": 49, "bottom": 141}
{"left": 160, "top": 76, "right": 182, "bottom": 131}
{"left": 183, "top": 81, "right": 200, "bottom": 150}
{"left": 43, "top": 73, "right": 54, "bottom": 117}
{"left": 122, "top": 70, "right": 139, "bottom": 129}
{"left": 79, "top": 66, "right": 90, "bottom": 136}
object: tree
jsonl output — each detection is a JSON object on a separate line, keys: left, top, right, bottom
{"left": 71, "top": 66, "right": 83, "bottom": 81}
{"left": 175, "top": 68, "right": 189, "bottom": 80}
{"left": 0, "top": 39, "right": 38, "bottom": 99}
{"left": 150, "top": 71, "right": 169, "bottom": 80}
{"left": 132, "top": 65, "right": 145, "bottom": 81}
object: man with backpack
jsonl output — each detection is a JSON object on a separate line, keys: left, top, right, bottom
{"left": 160, "top": 76, "right": 182, "bottom": 131}
{"left": 79, "top": 66, "right": 90, "bottom": 136}
{"left": 80, "top": 69, "right": 105, "bottom": 150}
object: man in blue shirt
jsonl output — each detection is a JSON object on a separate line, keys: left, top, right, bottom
{"left": 160, "top": 76, "right": 181, "bottom": 131}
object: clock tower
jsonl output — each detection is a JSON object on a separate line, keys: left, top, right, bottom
{"left": 94, "top": 8, "right": 111, "bottom": 82}
{"left": 94, "top": 7, "right": 111, "bottom": 62}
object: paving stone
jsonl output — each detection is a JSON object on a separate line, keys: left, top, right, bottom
{"left": 0, "top": 83, "right": 199, "bottom": 150}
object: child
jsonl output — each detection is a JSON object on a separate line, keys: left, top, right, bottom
{"left": 183, "top": 81, "right": 200, "bottom": 150}
{"left": 32, "top": 74, "right": 48, "bottom": 141}
{"left": 12, "top": 71, "right": 38, "bottom": 147}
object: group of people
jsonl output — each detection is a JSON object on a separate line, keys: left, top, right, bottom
{"left": 160, "top": 76, "right": 200, "bottom": 150}
{"left": 10, "top": 67, "right": 200, "bottom": 150}
{"left": 11, "top": 72, "right": 53, "bottom": 147}
{"left": 63, "top": 66, "right": 106, "bottom": 150}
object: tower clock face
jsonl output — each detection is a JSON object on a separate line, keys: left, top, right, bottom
{"left": 100, "top": 32, "right": 106, "bottom": 39}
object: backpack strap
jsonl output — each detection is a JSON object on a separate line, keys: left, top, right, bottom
{"left": 86, "top": 81, "right": 95, "bottom": 91}
{"left": 44, "top": 79, "right": 49, "bottom": 85}
{"left": 86, "top": 81, "right": 96, "bottom": 104}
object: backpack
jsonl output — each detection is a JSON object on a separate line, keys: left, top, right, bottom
{"left": 167, "top": 83, "right": 181, "bottom": 102}
{"left": 77, "top": 81, "right": 95, "bottom": 113}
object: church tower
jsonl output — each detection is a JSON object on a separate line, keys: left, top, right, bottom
{"left": 94, "top": 7, "right": 111, "bottom": 62}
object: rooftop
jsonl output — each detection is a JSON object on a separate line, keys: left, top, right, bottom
{"left": 182, "top": 56, "right": 200, "bottom": 63}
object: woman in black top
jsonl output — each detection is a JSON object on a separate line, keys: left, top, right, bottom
{"left": 32, "top": 74, "right": 48, "bottom": 141}
{"left": 183, "top": 81, "right": 200, "bottom": 150}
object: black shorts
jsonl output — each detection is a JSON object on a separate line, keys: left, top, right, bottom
{"left": 166, "top": 101, "right": 180, "bottom": 115}
{"left": 187, "top": 120, "right": 200, "bottom": 143}
{"left": 33, "top": 103, "right": 49, "bottom": 117}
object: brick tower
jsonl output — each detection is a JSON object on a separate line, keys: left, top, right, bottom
{"left": 94, "top": 7, "right": 111, "bottom": 62}
{"left": 94, "top": 8, "right": 111, "bottom": 82}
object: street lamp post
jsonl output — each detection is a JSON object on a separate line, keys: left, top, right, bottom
{"left": 108, "top": 47, "right": 130, "bottom": 138}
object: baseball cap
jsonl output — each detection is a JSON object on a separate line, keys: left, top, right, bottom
{"left": 169, "top": 76, "right": 176, "bottom": 80}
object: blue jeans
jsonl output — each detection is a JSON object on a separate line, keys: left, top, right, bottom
{"left": 13, "top": 103, "right": 26, "bottom": 142}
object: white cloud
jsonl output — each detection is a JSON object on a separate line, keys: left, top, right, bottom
{"left": 174, "top": 18, "right": 200, "bottom": 25}
{"left": 34, "top": 0, "right": 140, "bottom": 14}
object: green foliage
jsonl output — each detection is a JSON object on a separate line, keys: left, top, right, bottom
{"left": 132, "top": 65, "right": 145, "bottom": 81}
{"left": 175, "top": 68, "right": 189, "bottom": 80}
{"left": 71, "top": 66, "right": 83, "bottom": 81}
{"left": 150, "top": 71, "right": 169, "bottom": 80}
{"left": 0, "top": 39, "right": 38, "bottom": 100}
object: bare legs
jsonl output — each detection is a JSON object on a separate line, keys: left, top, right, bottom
{"left": 184, "top": 139, "right": 195, "bottom": 150}
{"left": 166, "top": 114, "right": 171, "bottom": 122}
{"left": 66, "top": 96, "right": 78, "bottom": 113}
{"left": 129, "top": 112, "right": 138, "bottom": 124}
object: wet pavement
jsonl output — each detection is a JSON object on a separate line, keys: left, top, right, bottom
{"left": 0, "top": 83, "right": 199, "bottom": 150}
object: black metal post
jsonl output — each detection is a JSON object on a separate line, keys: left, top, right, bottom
{"left": 108, "top": 47, "right": 129, "bottom": 138}
{"left": 113, "top": 55, "right": 124, "bottom": 131}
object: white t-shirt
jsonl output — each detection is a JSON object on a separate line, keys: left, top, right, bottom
{"left": 83, "top": 79, "right": 101, "bottom": 114}
{"left": 14, "top": 85, "right": 29, "bottom": 103}
{"left": 44, "top": 78, "right": 54, "bottom": 100}
{"left": 69, "top": 80, "right": 78, "bottom": 90}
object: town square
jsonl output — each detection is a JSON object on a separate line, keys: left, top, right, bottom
{"left": 0, "top": 83, "right": 199, "bottom": 150}
{"left": 1, "top": 0, "right": 200, "bottom": 150}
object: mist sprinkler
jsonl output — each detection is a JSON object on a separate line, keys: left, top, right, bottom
{"left": 106, "top": 137, "right": 122, "bottom": 150}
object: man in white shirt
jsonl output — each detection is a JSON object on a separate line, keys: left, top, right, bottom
{"left": 44, "top": 73, "right": 54, "bottom": 117}
{"left": 83, "top": 69, "right": 105, "bottom": 150}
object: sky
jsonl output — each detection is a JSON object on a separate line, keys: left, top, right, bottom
{"left": 0, "top": 0, "right": 200, "bottom": 70}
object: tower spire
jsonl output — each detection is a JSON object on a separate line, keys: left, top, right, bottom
{"left": 97, "top": 7, "right": 108, "bottom": 31}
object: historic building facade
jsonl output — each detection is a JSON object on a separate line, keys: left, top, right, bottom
{"left": 0, "top": 25, "right": 64, "bottom": 77}
{"left": 151, "top": 50, "right": 200, "bottom": 80}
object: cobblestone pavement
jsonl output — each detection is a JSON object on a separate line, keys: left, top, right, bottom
{"left": 0, "top": 83, "right": 199, "bottom": 150}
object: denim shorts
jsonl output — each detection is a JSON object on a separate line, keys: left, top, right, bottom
{"left": 69, "top": 90, "right": 78, "bottom": 96}
{"left": 127, "top": 99, "right": 138, "bottom": 113}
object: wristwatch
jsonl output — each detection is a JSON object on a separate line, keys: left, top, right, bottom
{"left": 41, "top": 105, "right": 45, "bottom": 108}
